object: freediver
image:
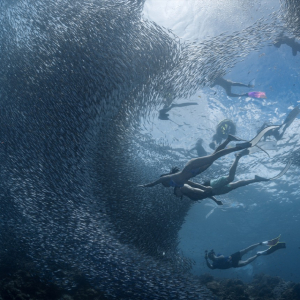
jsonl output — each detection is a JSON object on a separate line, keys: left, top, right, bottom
{"left": 205, "top": 236, "right": 286, "bottom": 270}
{"left": 158, "top": 102, "right": 198, "bottom": 120}
{"left": 209, "top": 119, "right": 237, "bottom": 150}
{"left": 138, "top": 125, "right": 279, "bottom": 188}
{"left": 211, "top": 75, "right": 255, "bottom": 98}
{"left": 257, "top": 106, "right": 300, "bottom": 141}
{"left": 189, "top": 138, "right": 208, "bottom": 157}
{"left": 173, "top": 149, "right": 291, "bottom": 202}
{"left": 274, "top": 35, "right": 300, "bottom": 56}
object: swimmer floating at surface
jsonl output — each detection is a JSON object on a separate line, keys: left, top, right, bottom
{"left": 139, "top": 125, "right": 280, "bottom": 188}
{"left": 274, "top": 34, "right": 300, "bottom": 56}
{"left": 211, "top": 75, "right": 266, "bottom": 98}
{"left": 209, "top": 119, "right": 237, "bottom": 150}
{"left": 189, "top": 138, "right": 208, "bottom": 157}
{"left": 158, "top": 102, "right": 198, "bottom": 120}
{"left": 173, "top": 149, "right": 291, "bottom": 203}
{"left": 258, "top": 106, "right": 300, "bottom": 141}
{"left": 211, "top": 76, "right": 256, "bottom": 98}
{"left": 205, "top": 235, "right": 286, "bottom": 270}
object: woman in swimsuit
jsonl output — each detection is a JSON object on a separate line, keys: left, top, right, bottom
{"left": 173, "top": 149, "right": 269, "bottom": 202}
{"left": 139, "top": 125, "right": 279, "bottom": 188}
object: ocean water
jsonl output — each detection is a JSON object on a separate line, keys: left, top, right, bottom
{"left": 0, "top": 0, "right": 299, "bottom": 299}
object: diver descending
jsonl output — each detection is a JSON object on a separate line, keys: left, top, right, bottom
{"left": 173, "top": 150, "right": 291, "bottom": 202}
{"left": 139, "top": 125, "right": 279, "bottom": 188}
{"left": 205, "top": 235, "right": 286, "bottom": 270}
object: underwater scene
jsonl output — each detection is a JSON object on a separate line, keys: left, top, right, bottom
{"left": 0, "top": 0, "right": 300, "bottom": 299}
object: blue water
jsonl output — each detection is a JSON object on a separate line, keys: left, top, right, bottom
{"left": 0, "top": 0, "right": 299, "bottom": 299}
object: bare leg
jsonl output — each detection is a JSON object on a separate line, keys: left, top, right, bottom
{"left": 227, "top": 155, "right": 242, "bottom": 182}
{"left": 214, "top": 135, "right": 232, "bottom": 153}
{"left": 240, "top": 243, "right": 261, "bottom": 256}
{"left": 224, "top": 84, "right": 248, "bottom": 98}
{"left": 226, "top": 175, "right": 268, "bottom": 192}
{"left": 182, "top": 143, "right": 250, "bottom": 176}
{"left": 238, "top": 254, "right": 259, "bottom": 267}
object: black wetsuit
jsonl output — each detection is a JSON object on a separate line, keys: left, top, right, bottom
{"left": 212, "top": 252, "right": 241, "bottom": 269}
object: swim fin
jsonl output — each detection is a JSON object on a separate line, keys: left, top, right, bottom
{"left": 249, "top": 125, "right": 280, "bottom": 147}
{"left": 257, "top": 242, "right": 286, "bottom": 256}
{"left": 268, "top": 159, "right": 292, "bottom": 180}
{"left": 237, "top": 125, "right": 280, "bottom": 149}
{"left": 248, "top": 78, "right": 255, "bottom": 88}
{"left": 282, "top": 106, "right": 300, "bottom": 127}
{"left": 262, "top": 234, "right": 281, "bottom": 246}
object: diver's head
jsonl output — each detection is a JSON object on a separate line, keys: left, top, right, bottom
{"left": 160, "top": 166, "right": 180, "bottom": 177}
{"left": 208, "top": 249, "right": 215, "bottom": 260}
{"left": 174, "top": 186, "right": 183, "bottom": 199}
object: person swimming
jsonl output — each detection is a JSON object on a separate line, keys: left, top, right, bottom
{"left": 189, "top": 138, "right": 208, "bottom": 157}
{"left": 257, "top": 106, "right": 300, "bottom": 141}
{"left": 173, "top": 149, "right": 291, "bottom": 202}
{"left": 274, "top": 35, "right": 300, "bottom": 56}
{"left": 209, "top": 119, "right": 237, "bottom": 150}
{"left": 139, "top": 125, "right": 279, "bottom": 188}
{"left": 205, "top": 235, "right": 286, "bottom": 270}
{"left": 211, "top": 76, "right": 255, "bottom": 98}
{"left": 158, "top": 102, "right": 198, "bottom": 120}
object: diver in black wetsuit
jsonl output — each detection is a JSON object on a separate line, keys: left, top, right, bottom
{"left": 258, "top": 106, "right": 300, "bottom": 141}
{"left": 211, "top": 76, "right": 254, "bottom": 98}
{"left": 209, "top": 119, "right": 237, "bottom": 150}
{"left": 274, "top": 35, "right": 300, "bottom": 56}
{"left": 205, "top": 236, "right": 286, "bottom": 270}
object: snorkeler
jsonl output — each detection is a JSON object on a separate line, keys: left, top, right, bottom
{"left": 173, "top": 150, "right": 291, "bottom": 201}
{"left": 257, "top": 106, "right": 300, "bottom": 141}
{"left": 158, "top": 102, "right": 198, "bottom": 120}
{"left": 209, "top": 119, "right": 237, "bottom": 150}
{"left": 211, "top": 76, "right": 255, "bottom": 98}
{"left": 139, "top": 125, "right": 280, "bottom": 188}
{"left": 190, "top": 138, "right": 208, "bottom": 157}
{"left": 274, "top": 35, "right": 300, "bottom": 56}
{"left": 205, "top": 235, "right": 286, "bottom": 270}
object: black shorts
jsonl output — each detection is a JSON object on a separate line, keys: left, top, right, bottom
{"left": 230, "top": 251, "right": 242, "bottom": 268}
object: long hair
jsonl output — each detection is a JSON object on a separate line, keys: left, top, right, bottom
{"left": 160, "top": 166, "right": 180, "bottom": 177}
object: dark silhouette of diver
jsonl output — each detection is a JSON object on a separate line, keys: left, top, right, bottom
{"left": 139, "top": 125, "right": 279, "bottom": 188}
{"left": 190, "top": 138, "right": 208, "bottom": 157}
{"left": 209, "top": 119, "right": 237, "bottom": 150}
{"left": 258, "top": 106, "right": 300, "bottom": 141}
{"left": 205, "top": 236, "right": 286, "bottom": 270}
{"left": 274, "top": 35, "right": 300, "bottom": 56}
{"left": 211, "top": 76, "right": 255, "bottom": 97}
{"left": 158, "top": 102, "right": 198, "bottom": 120}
